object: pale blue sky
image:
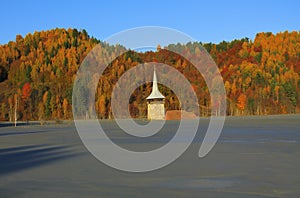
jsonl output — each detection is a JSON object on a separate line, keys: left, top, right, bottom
{"left": 0, "top": 0, "right": 299, "bottom": 44}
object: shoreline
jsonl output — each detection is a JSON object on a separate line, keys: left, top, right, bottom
{"left": 1, "top": 113, "right": 300, "bottom": 128}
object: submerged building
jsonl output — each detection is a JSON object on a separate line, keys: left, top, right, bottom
{"left": 146, "top": 69, "right": 165, "bottom": 120}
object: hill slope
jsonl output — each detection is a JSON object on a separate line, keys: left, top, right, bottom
{"left": 0, "top": 29, "right": 299, "bottom": 120}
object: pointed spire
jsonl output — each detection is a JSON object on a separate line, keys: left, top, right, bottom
{"left": 146, "top": 67, "right": 165, "bottom": 100}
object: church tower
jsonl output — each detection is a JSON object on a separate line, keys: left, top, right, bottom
{"left": 146, "top": 69, "right": 165, "bottom": 120}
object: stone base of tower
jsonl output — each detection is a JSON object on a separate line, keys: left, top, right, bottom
{"left": 147, "top": 100, "right": 165, "bottom": 120}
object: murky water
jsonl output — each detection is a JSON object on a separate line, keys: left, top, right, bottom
{"left": 0, "top": 115, "right": 299, "bottom": 197}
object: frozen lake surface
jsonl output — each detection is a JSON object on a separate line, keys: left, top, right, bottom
{"left": 0, "top": 115, "right": 299, "bottom": 197}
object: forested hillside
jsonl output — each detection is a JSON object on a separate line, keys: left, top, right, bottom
{"left": 0, "top": 28, "right": 299, "bottom": 121}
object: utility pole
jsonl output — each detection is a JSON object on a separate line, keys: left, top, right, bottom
{"left": 14, "top": 94, "right": 18, "bottom": 127}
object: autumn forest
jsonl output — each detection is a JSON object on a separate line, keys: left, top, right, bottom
{"left": 0, "top": 28, "right": 299, "bottom": 121}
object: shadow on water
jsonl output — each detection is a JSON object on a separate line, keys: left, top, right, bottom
{"left": 0, "top": 144, "right": 81, "bottom": 176}
{"left": 0, "top": 129, "right": 58, "bottom": 137}
{"left": 0, "top": 122, "right": 41, "bottom": 128}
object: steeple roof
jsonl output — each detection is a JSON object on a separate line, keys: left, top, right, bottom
{"left": 146, "top": 68, "right": 165, "bottom": 100}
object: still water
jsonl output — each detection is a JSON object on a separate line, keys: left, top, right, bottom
{"left": 0, "top": 115, "right": 299, "bottom": 197}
